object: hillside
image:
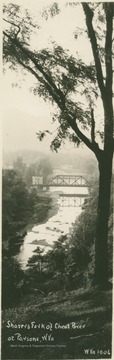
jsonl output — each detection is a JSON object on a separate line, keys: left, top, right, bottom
{"left": 2, "top": 286, "right": 112, "bottom": 360}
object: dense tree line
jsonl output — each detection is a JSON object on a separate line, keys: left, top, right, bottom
{"left": 13, "top": 156, "right": 53, "bottom": 186}
{"left": 2, "top": 169, "right": 52, "bottom": 308}
{"left": 2, "top": 169, "right": 34, "bottom": 251}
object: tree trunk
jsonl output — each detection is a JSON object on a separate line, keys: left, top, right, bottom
{"left": 95, "top": 151, "right": 113, "bottom": 288}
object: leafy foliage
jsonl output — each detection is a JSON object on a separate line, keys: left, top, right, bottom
{"left": 3, "top": 3, "right": 103, "bottom": 151}
{"left": 2, "top": 168, "right": 53, "bottom": 251}
{"left": 2, "top": 169, "right": 53, "bottom": 308}
{"left": 2, "top": 169, "right": 34, "bottom": 308}
{"left": 41, "top": 2, "right": 60, "bottom": 20}
{"left": 3, "top": 2, "right": 113, "bottom": 152}
{"left": 2, "top": 169, "right": 34, "bottom": 249}
{"left": 2, "top": 255, "right": 25, "bottom": 308}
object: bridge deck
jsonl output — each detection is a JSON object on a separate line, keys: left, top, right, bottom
{"left": 59, "top": 193, "right": 89, "bottom": 197}
{"left": 47, "top": 184, "right": 90, "bottom": 187}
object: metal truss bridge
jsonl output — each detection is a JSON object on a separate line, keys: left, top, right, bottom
{"left": 32, "top": 175, "right": 90, "bottom": 207}
{"left": 59, "top": 193, "right": 89, "bottom": 207}
{"left": 48, "top": 175, "right": 90, "bottom": 188}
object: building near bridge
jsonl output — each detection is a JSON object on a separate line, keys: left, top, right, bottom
{"left": 32, "top": 176, "right": 43, "bottom": 185}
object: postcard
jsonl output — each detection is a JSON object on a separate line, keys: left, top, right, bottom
{"left": 2, "top": 1, "right": 113, "bottom": 359}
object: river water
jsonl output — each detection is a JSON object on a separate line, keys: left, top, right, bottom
{"left": 15, "top": 186, "right": 88, "bottom": 269}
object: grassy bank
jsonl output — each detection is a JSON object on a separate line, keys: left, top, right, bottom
{"left": 2, "top": 286, "right": 112, "bottom": 359}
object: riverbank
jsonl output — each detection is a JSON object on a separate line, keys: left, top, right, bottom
{"left": 13, "top": 192, "right": 59, "bottom": 255}
{"left": 27, "top": 191, "right": 59, "bottom": 230}
{"left": 15, "top": 193, "right": 82, "bottom": 268}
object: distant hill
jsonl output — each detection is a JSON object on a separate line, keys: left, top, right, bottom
{"left": 3, "top": 147, "right": 98, "bottom": 178}
{"left": 3, "top": 149, "right": 47, "bottom": 167}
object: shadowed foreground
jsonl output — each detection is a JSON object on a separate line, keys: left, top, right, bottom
{"left": 2, "top": 286, "right": 112, "bottom": 359}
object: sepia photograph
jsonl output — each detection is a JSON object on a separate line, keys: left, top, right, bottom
{"left": 2, "top": 1, "right": 113, "bottom": 359}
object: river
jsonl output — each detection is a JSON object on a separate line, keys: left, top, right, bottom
{"left": 15, "top": 185, "right": 88, "bottom": 269}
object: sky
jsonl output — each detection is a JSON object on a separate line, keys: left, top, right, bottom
{"left": 2, "top": 0, "right": 104, "bottom": 153}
